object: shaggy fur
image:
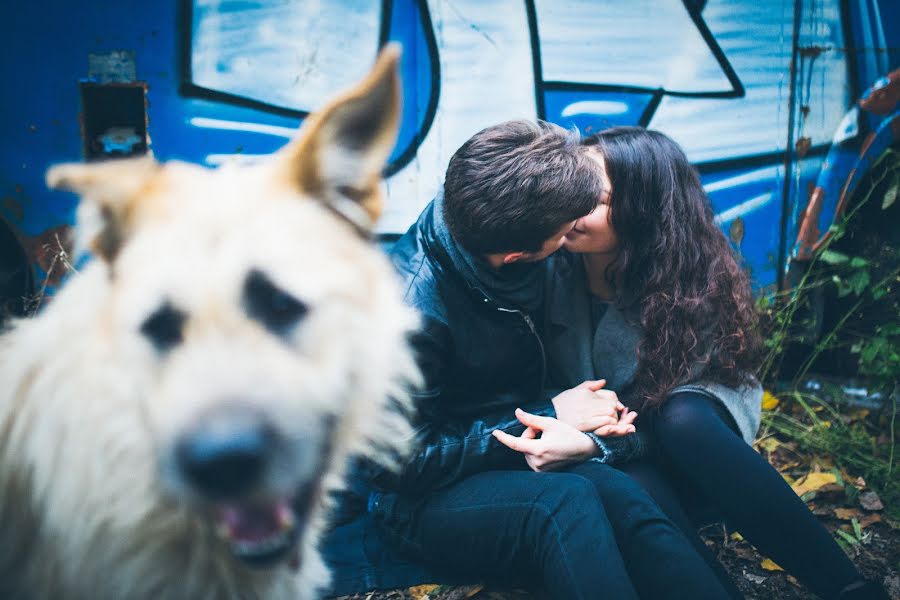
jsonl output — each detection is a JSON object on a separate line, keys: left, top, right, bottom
{"left": 0, "top": 47, "right": 418, "bottom": 600}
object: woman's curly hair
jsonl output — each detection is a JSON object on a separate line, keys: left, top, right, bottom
{"left": 585, "top": 127, "right": 763, "bottom": 410}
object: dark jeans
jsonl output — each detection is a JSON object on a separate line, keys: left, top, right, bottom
{"left": 623, "top": 392, "right": 863, "bottom": 600}
{"left": 377, "top": 463, "right": 730, "bottom": 600}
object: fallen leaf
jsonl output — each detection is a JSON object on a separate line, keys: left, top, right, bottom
{"left": 835, "top": 507, "right": 863, "bottom": 520}
{"left": 744, "top": 572, "right": 768, "bottom": 584}
{"left": 761, "top": 558, "right": 784, "bottom": 571}
{"left": 860, "top": 490, "right": 884, "bottom": 511}
{"left": 859, "top": 513, "right": 882, "bottom": 528}
{"left": 409, "top": 584, "right": 439, "bottom": 600}
{"left": 847, "top": 408, "right": 870, "bottom": 421}
{"left": 792, "top": 472, "right": 838, "bottom": 497}
{"left": 854, "top": 476, "right": 867, "bottom": 490}
{"left": 761, "top": 391, "right": 780, "bottom": 411}
{"left": 730, "top": 532, "right": 744, "bottom": 542}
{"left": 756, "top": 437, "right": 780, "bottom": 453}
{"left": 818, "top": 483, "right": 845, "bottom": 494}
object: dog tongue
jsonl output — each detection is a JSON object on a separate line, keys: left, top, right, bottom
{"left": 218, "top": 500, "right": 294, "bottom": 542}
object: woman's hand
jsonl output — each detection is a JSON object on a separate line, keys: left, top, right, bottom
{"left": 552, "top": 379, "right": 637, "bottom": 436}
{"left": 594, "top": 406, "right": 638, "bottom": 437}
{"left": 492, "top": 408, "right": 597, "bottom": 472}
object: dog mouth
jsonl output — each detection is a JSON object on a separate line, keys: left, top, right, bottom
{"left": 213, "top": 488, "right": 316, "bottom": 568}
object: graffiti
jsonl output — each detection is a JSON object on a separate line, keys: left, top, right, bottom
{"left": 0, "top": 0, "right": 896, "bottom": 295}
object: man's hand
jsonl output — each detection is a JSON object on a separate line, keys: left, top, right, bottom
{"left": 551, "top": 379, "right": 637, "bottom": 436}
{"left": 492, "top": 408, "right": 597, "bottom": 472}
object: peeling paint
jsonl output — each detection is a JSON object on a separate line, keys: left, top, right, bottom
{"left": 88, "top": 50, "right": 137, "bottom": 83}
{"left": 794, "top": 186, "right": 824, "bottom": 260}
{"left": 858, "top": 69, "right": 900, "bottom": 115}
{"left": 798, "top": 45, "right": 830, "bottom": 59}
{"left": 795, "top": 136, "right": 812, "bottom": 158}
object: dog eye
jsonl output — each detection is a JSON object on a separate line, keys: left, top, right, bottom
{"left": 243, "top": 269, "right": 308, "bottom": 335}
{"left": 140, "top": 302, "right": 186, "bottom": 352}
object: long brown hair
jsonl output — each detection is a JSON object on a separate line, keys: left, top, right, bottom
{"left": 585, "top": 127, "right": 763, "bottom": 410}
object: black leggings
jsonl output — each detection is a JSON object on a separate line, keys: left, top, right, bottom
{"left": 620, "top": 392, "right": 862, "bottom": 600}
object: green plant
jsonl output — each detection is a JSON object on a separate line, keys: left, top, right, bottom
{"left": 834, "top": 517, "right": 871, "bottom": 550}
{"left": 760, "top": 147, "right": 900, "bottom": 387}
{"left": 757, "top": 147, "right": 900, "bottom": 521}
{"left": 761, "top": 391, "right": 900, "bottom": 521}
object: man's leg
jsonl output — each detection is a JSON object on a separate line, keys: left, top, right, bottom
{"left": 377, "top": 470, "right": 639, "bottom": 600}
{"left": 565, "top": 461, "right": 732, "bottom": 600}
{"left": 614, "top": 459, "right": 744, "bottom": 599}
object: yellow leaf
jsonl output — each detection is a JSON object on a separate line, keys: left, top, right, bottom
{"left": 756, "top": 437, "right": 780, "bottom": 453}
{"left": 409, "top": 584, "right": 440, "bottom": 600}
{"left": 821, "top": 420, "right": 832, "bottom": 428}
{"left": 834, "top": 507, "right": 862, "bottom": 520}
{"left": 761, "top": 558, "right": 784, "bottom": 571}
{"left": 791, "top": 472, "right": 838, "bottom": 497}
{"left": 761, "top": 391, "right": 780, "bottom": 411}
{"left": 848, "top": 408, "right": 870, "bottom": 421}
{"left": 730, "top": 532, "right": 744, "bottom": 542}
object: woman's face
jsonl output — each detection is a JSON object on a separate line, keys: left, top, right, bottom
{"left": 563, "top": 150, "right": 618, "bottom": 255}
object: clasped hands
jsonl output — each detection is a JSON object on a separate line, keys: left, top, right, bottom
{"left": 493, "top": 379, "right": 637, "bottom": 472}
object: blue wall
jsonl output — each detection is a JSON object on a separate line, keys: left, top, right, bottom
{"left": 1, "top": 0, "right": 898, "bottom": 300}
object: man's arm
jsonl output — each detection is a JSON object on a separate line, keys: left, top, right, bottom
{"left": 372, "top": 320, "right": 554, "bottom": 495}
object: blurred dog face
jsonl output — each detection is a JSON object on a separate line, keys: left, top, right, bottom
{"left": 42, "top": 46, "right": 416, "bottom": 577}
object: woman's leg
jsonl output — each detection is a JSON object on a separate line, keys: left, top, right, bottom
{"left": 651, "top": 392, "right": 864, "bottom": 600}
{"left": 564, "top": 461, "right": 732, "bottom": 600}
{"left": 377, "top": 469, "right": 639, "bottom": 600}
{"left": 612, "top": 459, "right": 744, "bottom": 599}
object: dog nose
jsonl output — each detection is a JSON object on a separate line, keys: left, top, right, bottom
{"left": 177, "top": 405, "right": 277, "bottom": 499}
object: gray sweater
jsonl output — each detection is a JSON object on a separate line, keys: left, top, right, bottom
{"left": 543, "top": 251, "right": 762, "bottom": 447}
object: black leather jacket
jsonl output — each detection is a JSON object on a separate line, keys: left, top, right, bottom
{"left": 377, "top": 199, "right": 556, "bottom": 496}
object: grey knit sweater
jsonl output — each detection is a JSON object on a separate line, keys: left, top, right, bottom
{"left": 543, "top": 251, "right": 762, "bottom": 449}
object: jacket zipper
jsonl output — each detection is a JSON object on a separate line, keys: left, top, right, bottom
{"left": 497, "top": 306, "right": 547, "bottom": 392}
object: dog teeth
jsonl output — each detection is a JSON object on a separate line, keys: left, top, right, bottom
{"left": 232, "top": 530, "right": 292, "bottom": 557}
{"left": 276, "top": 502, "right": 296, "bottom": 531}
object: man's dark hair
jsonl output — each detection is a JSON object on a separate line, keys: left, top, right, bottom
{"left": 443, "top": 120, "right": 602, "bottom": 255}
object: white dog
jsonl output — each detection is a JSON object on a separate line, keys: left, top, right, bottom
{"left": 0, "top": 47, "right": 418, "bottom": 600}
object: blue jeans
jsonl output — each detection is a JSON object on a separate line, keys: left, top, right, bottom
{"left": 374, "top": 462, "right": 730, "bottom": 599}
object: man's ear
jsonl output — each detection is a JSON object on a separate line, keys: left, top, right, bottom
{"left": 45, "top": 157, "right": 162, "bottom": 263}
{"left": 277, "top": 44, "right": 402, "bottom": 233}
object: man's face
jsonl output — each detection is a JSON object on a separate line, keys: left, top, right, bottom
{"left": 519, "top": 219, "right": 577, "bottom": 262}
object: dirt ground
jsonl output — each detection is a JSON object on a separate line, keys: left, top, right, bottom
{"left": 332, "top": 518, "right": 899, "bottom": 600}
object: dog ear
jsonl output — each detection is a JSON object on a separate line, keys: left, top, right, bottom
{"left": 279, "top": 44, "right": 402, "bottom": 233}
{"left": 46, "top": 157, "right": 162, "bottom": 263}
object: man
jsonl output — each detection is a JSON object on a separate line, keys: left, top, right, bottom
{"left": 325, "top": 121, "right": 730, "bottom": 599}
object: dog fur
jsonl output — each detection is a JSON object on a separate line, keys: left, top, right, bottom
{"left": 0, "top": 47, "right": 418, "bottom": 600}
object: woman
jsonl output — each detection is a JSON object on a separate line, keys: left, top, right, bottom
{"left": 500, "top": 127, "right": 886, "bottom": 599}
